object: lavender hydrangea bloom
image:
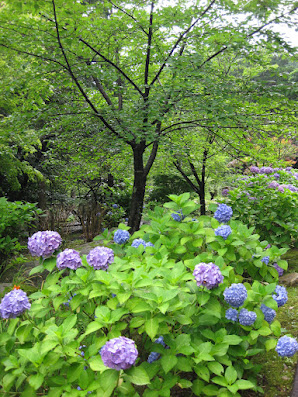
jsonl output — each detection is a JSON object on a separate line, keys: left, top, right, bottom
{"left": 238, "top": 309, "right": 257, "bottom": 326}
{"left": 261, "top": 304, "right": 276, "bottom": 324}
{"left": 285, "top": 167, "right": 292, "bottom": 172}
{"left": 286, "top": 184, "right": 298, "bottom": 192}
{"left": 87, "top": 246, "right": 114, "bottom": 270}
{"left": 278, "top": 186, "right": 284, "bottom": 193}
{"left": 273, "top": 263, "right": 284, "bottom": 277}
{"left": 272, "top": 285, "right": 288, "bottom": 307}
{"left": 222, "top": 188, "right": 229, "bottom": 196}
{"left": 273, "top": 173, "right": 280, "bottom": 179}
{"left": 114, "top": 229, "right": 130, "bottom": 244}
{"left": 57, "top": 249, "right": 82, "bottom": 270}
{"left": 225, "top": 308, "right": 238, "bottom": 322}
{"left": 224, "top": 284, "right": 247, "bottom": 308}
{"left": 261, "top": 256, "right": 270, "bottom": 265}
{"left": 260, "top": 166, "right": 273, "bottom": 174}
{"left": 193, "top": 262, "right": 223, "bottom": 289}
{"left": 215, "top": 225, "right": 232, "bottom": 240}
{"left": 112, "top": 204, "right": 118, "bottom": 208}
{"left": 276, "top": 336, "right": 298, "bottom": 357}
{"left": 145, "top": 242, "right": 154, "bottom": 248}
{"left": 265, "top": 244, "right": 271, "bottom": 250}
{"left": 131, "top": 238, "right": 147, "bottom": 248}
{"left": 100, "top": 337, "right": 138, "bottom": 370}
{"left": 250, "top": 166, "right": 260, "bottom": 174}
{"left": 214, "top": 204, "right": 233, "bottom": 223}
{"left": 0, "top": 288, "right": 31, "bottom": 319}
{"left": 28, "top": 231, "right": 62, "bottom": 258}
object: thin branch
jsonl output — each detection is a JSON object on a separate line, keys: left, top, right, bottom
{"left": 173, "top": 160, "right": 200, "bottom": 193}
{"left": 144, "top": 1, "right": 155, "bottom": 88}
{"left": 150, "top": 0, "right": 217, "bottom": 87}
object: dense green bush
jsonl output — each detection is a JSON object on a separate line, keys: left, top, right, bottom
{"left": 0, "top": 197, "right": 42, "bottom": 270}
{"left": 0, "top": 194, "right": 293, "bottom": 397}
{"left": 220, "top": 170, "right": 298, "bottom": 247}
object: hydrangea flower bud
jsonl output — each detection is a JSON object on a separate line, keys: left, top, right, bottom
{"left": 238, "top": 309, "right": 257, "bottom": 326}
{"left": 215, "top": 225, "right": 232, "bottom": 240}
{"left": 0, "top": 288, "right": 31, "bottom": 319}
{"left": 261, "top": 256, "right": 270, "bottom": 265}
{"left": 225, "top": 308, "right": 238, "bottom": 322}
{"left": 214, "top": 204, "right": 233, "bottom": 223}
{"left": 193, "top": 262, "right": 223, "bottom": 289}
{"left": 57, "top": 249, "right": 82, "bottom": 270}
{"left": 28, "top": 231, "right": 62, "bottom": 258}
{"left": 275, "top": 336, "right": 298, "bottom": 357}
{"left": 273, "top": 263, "right": 284, "bottom": 277}
{"left": 113, "top": 229, "right": 130, "bottom": 244}
{"left": 100, "top": 336, "right": 138, "bottom": 370}
{"left": 261, "top": 304, "right": 276, "bottom": 324}
{"left": 272, "top": 285, "right": 288, "bottom": 307}
{"left": 224, "top": 284, "right": 247, "bottom": 308}
{"left": 87, "top": 246, "right": 114, "bottom": 270}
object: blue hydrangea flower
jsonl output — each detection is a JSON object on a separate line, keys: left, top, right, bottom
{"left": 193, "top": 262, "right": 223, "bottom": 289}
{"left": 0, "top": 288, "right": 31, "bottom": 319}
{"left": 225, "top": 308, "right": 238, "bottom": 322}
{"left": 147, "top": 336, "right": 167, "bottom": 363}
{"left": 275, "top": 336, "right": 298, "bottom": 357}
{"left": 145, "top": 242, "right": 154, "bottom": 248}
{"left": 171, "top": 210, "right": 184, "bottom": 222}
{"left": 131, "top": 238, "right": 147, "bottom": 248}
{"left": 112, "top": 204, "right": 118, "bottom": 208}
{"left": 57, "top": 249, "right": 82, "bottom": 270}
{"left": 261, "top": 256, "right": 270, "bottom": 265}
{"left": 261, "top": 304, "right": 276, "bottom": 324}
{"left": 113, "top": 229, "right": 130, "bottom": 244}
{"left": 100, "top": 337, "right": 138, "bottom": 370}
{"left": 223, "top": 284, "right": 247, "bottom": 308}
{"left": 238, "top": 308, "right": 257, "bottom": 326}
{"left": 214, "top": 204, "right": 233, "bottom": 223}
{"left": 272, "top": 285, "right": 288, "bottom": 307}
{"left": 215, "top": 225, "right": 232, "bottom": 240}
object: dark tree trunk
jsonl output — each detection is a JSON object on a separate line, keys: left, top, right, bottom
{"left": 128, "top": 140, "right": 158, "bottom": 233}
{"left": 198, "top": 149, "right": 208, "bottom": 215}
{"left": 128, "top": 143, "right": 147, "bottom": 233}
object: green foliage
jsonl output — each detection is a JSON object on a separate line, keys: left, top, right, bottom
{"left": 147, "top": 174, "right": 193, "bottom": 205}
{"left": 0, "top": 198, "right": 42, "bottom": 271}
{"left": 221, "top": 171, "right": 298, "bottom": 247}
{"left": 0, "top": 194, "right": 292, "bottom": 396}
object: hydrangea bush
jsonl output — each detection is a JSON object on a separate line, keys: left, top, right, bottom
{"left": 0, "top": 193, "right": 296, "bottom": 397}
{"left": 220, "top": 169, "right": 298, "bottom": 247}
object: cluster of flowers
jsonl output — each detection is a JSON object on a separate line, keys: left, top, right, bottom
{"left": 193, "top": 262, "right": 223, "bottom": 289}
{"left": 213, "top": 204, "right": 233, "bottom": 239}
{"left": 131, "top": 238, "right": 154, "bottom": 249}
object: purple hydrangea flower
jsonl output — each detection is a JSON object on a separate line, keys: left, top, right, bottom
{"left": 250, "top": 166, "right": 260, "bottom": 174}
{"left": 222, "top": 188, "right": 229, "bottom": 196}
{"left": 0, "top": 288, "right": 31, "bottom": 319}
{"left": 215, "top": 225, "right": 232, "bottom": 240}
{"left": 224, "top": 284, "right": 247, "bottom": 308}
{"left": 131, "top": 238, "right": 147, "bottom": 249}
{"left": 112, "top": 204, "right": 118, "bottom": 208}
{"left": 193, "top": 262, "right": 224, "bottom": 289}
{"left": 268, "top": 181, "right": 279, "bottom": 189}
{"left": 261, "top": 256, "right": 270, "bottom": 265}
{"left": 265, "top": 244, "right": 271, "bottom": 250}
{"left": 225, "top": 308, "right": 238, "bottom": 322}
{"left": 273, "top": 173, "right": 280, "bottom": 179}
{"left": 238, "top": 308, "right": 257, "bottom": 326}
{"left": 286, "top": 184, "right": 298, "bottom": 192}
{"left": 285, "top": 167, "right": 293, "bottom": 172}
{"left": 87, "top": 246, "right": 114, "bottom": 270}
{"left": 278, "top": 186, "right": 284, "bottom": 193}
{"left": 276, "top": 336, "right": 298, "bottom": 357}
{"left": 100, "top": 336, "right": 138, "bottom": 370}
{"left": 214, "top": 204, "right": 233, "bottom": 223}
{"left": 272, "top": 285, "right": 288, "bottom": 307}
{"left": 114, "top": 229, "right": 130, "bottom": 244}
{"left": 260, "top": 167, "right": 273, "bottom": 174}
{"left": 261, "top": 304, "right": 276, "bottom": 324}
{"left": 56, "top": 249, "right": 82, "bottom": 270}
{"left": 273, "top": 263, "right": 284, "bottom": 277}
{"left": 28, "top": 231, "right": 62, "bottom": 258}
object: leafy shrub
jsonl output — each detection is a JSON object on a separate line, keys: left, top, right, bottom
{"left": 0, "top": 194, "right": 295, "bottom": 397}
{"left": 0, "top": 197, "right": 42, "bottom": 270}
{"left": 220, "top": 170, "right": 298, "bottom": 247}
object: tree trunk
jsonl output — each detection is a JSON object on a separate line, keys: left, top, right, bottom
{"left": 198, "top": 149, "right": 208, "bottom": 215}
{"left": 128, "top": 143, "right": 147, "bottom": 233}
